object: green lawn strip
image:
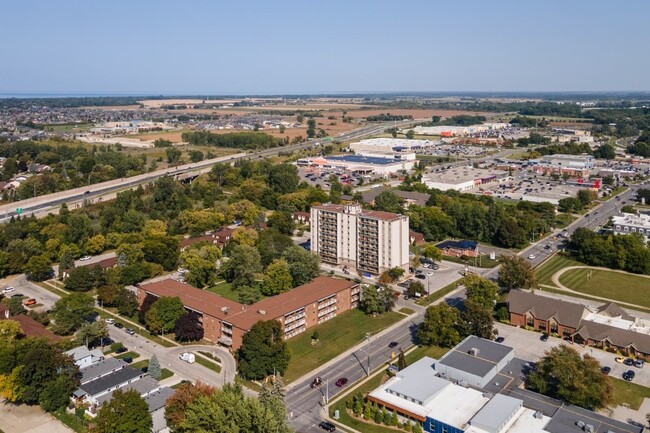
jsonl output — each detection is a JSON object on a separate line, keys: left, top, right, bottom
{"left": 235, "top": 376, "right": 264, "bottom": 392}
{"left": 198, "top": 350, "right": 221, "bottom": 363}
{"left": 610, "top": 377, "right": 650, "bottom": 410}
{"left": 130, "top": 359, "right": 174, "bottom": 381}
{"left": 554, "top": 213, "right": 576, "bottom": 228}
{"left": 95, "top": 310, "right": 176, "bottom": 348}
{"left": 534, "top": 254, "right": 582, "bottom": 287}
{"left": 539, "top": 286, "right": 650, "bottom": 314}
{"left": 442, "top": 254, "right": 499, "bottom": 268}
{"left": 115, "top": 350, "right": 140, "bottom": 360}
{"left": 52, "top": 408, "right": 87, "bottom": 433}
{"left": 404, "top": 345, "right": 449, "bottom": 365}
{"left": 558, "top": 268, "right": 650, "bottom": 309}
{"left": 283, "top": 309, "right": 403, "bottom": 383}
{"left": 415, "top": 279, "right": 462, "bottom": 307}
{"left": 35, "top": 281, "right": 68, "bottom": 297}
{"left": 194, "top": 353, "right": 222, "bottom": 374}
{"left": 398, "top": 307, "right": 415, "bottom": 315}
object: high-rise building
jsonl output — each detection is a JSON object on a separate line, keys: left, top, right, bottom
{"left": 310, "top": 203, "right": 410, "bottom": 274}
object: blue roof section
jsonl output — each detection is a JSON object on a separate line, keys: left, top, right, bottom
{"left": 326, "top": 155, "right": 400, "bottom": 165}
{"left": 436, "top": 240, "right": 479, "bottom": 250}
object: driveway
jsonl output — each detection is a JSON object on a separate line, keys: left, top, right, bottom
{"left": 1, "top": 274, "right": 59, "bottom": 310}
{"left": 0, "top": 400, "right": 74, "bottom": 433}
{"left": 495, "top": 323, "right": 650, "bottom": 387}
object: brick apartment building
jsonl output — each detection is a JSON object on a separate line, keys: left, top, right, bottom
{"left": 137, "top": 276, "right": 360, "bottom": 351}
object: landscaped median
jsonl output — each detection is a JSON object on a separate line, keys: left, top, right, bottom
{"left": 415, "top": 279, "right": 462, "bottom": 307}
{"left": 283, "top": 309, "right": 403, "bottom": 383}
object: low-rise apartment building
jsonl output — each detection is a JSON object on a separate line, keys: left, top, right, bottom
{"left": 612, "top": 212, "right": 650, "bottom": 242}
{"left": 310, "top": 203, "right": 409, "bottom": 275}
{"left": 137, "top": 276, "right": 360, "bottom": 351}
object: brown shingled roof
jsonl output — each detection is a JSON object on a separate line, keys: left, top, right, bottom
{"left": 0, "top": 305, "right": 61, "bottom": 342}
{"left": 139, "top": 276, "right": 356, "bottom": 332}
{"left": 506, "top": 290, "right": 588, "bottom": 329}
{"left": 573, "top": 321, "right": 650, "bottom": 354}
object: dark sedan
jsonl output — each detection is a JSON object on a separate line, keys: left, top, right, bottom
{"left": 335, "top": 378, "right": 348, "bottom": 387}
{"left": 623, "top": 370, "right": 635, "bottom": 381}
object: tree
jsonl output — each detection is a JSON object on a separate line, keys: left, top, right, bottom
{"left": 261, "top": 259, "right": 293, "bottom": 296}
{"left": 558, "top": 197, "right": 583, "bottom": 213}
{"left": 92, "top": 389, "right": 152, "bottom": 433}
{"left": 51, "top": 292, "right": 95, "bottom": 335}
{"left": 387, "top": 267, "right": 405, "bottom": 281}
{"left": 142, "top": 236, "right": 180, "bottom": 271}
{"left": 267, "top": 211, "right": 294, "bottom": 235}
{"left": 417, "top": 304, "right": 462, "bottom": 348}
{"left": 526, "top": 345, "right": 612, "bottom": 410}
{"left": 64, "top": 265, "right": 102, "bottom": 292}
{"left": 421, "top": 245, "right": 443, "bottom": 262}
{"left": 577, "top": 189, "right": 598, "bottom": 206}
{"left": 461, "top": 300, "right": 494, "bottom": 339}
{"left": 267, "top": 164, "right": 300, "bottom": 194}
{"left": 360, "top": 285, "right": 394, "bottom": 315}
{"left": 397, "top": 349, "right": 407, "bottom": 371}
{"left": 165, "top": 381, "right": 216, "bottom": 433}
{"left": 25, "top": 255, "right": 54, "bottom": 281}
{"left": 464, "top": 274, "right": 499, "bottom": 309}
{"left": 115, "top": 288, "right": 138, "bottom": 317}
{"left": 0, "top": 321, "right": 22, "bottom": 343}
{"left": 220, "top": 244, "right": 262, "bottom": 289}
{"left": 238, "top": 320, "right": 290, "bottom": 380}
{"left": 166, "top": 147, "right": 182, "bottom": 165}
{"left": 405, "top": 130, "right": 415, "bottom": 139}
{"left": 282, "top": 245, "right": 320, "bottom": 287}
{"left": 189, "top": 150, "right": 204, "bottom": 163}
{"left": 406, "top": 281, "right": 425, "bottom": 298}
{"left": 498, "top": 255, "right": 538, "bottom": 290}
{"left": 148, "top": 355, "right": 162, "bottom": 380}
{"left": 306, "top": 118, "right": 316, "bottom": 138}
{"left": 593, "top": 143, "right": 616, "bottom": 160}
{"left": 238, "top": 285, "right": 262, "bottom": 305}
{"left": 58, "top": 248, "right": 76, "bottom": 278}
{"left": 374, "top": 191, "right": 404, "bottom": 214}
{"left": 174, "top": 312, "right": 204, "bottom": 342}
{"left": 180, "top": 247, "right": 219, "bottom": 288}
{"left": 145, "top": 297, "right": 186, "bottom": 335}
{"left": 76, "top": 320, "right": 109, "bottom": 347}
{"left": 7, "top": 297, "right": 26, "bottom": 316}
{"left": 85, "top": 234, "right": 107, "bottom": 255}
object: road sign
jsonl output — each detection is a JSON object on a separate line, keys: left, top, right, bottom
{"left": 15, "top": 208, "right": 22, "bottom": 214}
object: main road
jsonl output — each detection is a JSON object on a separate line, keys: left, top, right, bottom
{"left": 0, "top": 120, "right": 417, "bottom": 223}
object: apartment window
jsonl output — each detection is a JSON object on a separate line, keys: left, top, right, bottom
{"left": 624, "top": 227, "right": 629, "bottom": 232}
{"left": 538, "top": 321, "right": 547, "bottom": 331}
{"left": 616, "top": 225, "right": 621, "bottom": 230}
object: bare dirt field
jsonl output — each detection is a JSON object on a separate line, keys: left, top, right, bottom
{"left": 344, "top": 108, "right": 491, "bottom": 119}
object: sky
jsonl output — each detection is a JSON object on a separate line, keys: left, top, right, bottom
{"left": 1, "top": 0, "right": 649, "bottom": 95}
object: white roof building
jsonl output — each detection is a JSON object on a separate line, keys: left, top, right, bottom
{"left": 65, "top": 345, "right": 104, "bottom": 369}
{"left": 612, "top": 212, "right": 650, "bottom": 242}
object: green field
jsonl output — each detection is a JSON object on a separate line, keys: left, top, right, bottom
{"left": 283, "top": 309, "right": 403, "bottom": 383}
{"left": 610, "top": 377, "right": 650, "bottom": 410}
{"left": 116, "top": 351, "right": 140, "bottom": 360}
{"left": 534, "top": 254, "right": 581, "bottom": 287}
{"left": 204, "top": 281, "right": 239, "bottom": 302}
{"left": 558, "top": 268, "right": 650, "bottom": 308}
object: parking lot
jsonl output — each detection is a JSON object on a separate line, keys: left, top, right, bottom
{"left": 419, "top": 144, "right": 494, "bottom": 158}
{"left": 476, "top": 171, "right": 591, "bottom": 204}
{"left": 297, "top": 166, "right": 382, "bottom": 189}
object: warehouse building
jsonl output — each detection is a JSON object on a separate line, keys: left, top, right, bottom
{"left": 296, "top": 154, "right": 416, "bottom": 175}
{"left": 423, "top": 167, "right": 511, "bottom": 192}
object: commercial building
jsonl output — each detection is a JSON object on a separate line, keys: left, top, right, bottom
{"left": 310, "top": 203, "right": 410, "bottom": 274}
{"left": 367, "top": 336, "right": 641, "bottom": 433}
{"left": 423, "top": 167, "right": 511, "bottom": 192}
{"left": 436, "top": 240, "right": 480, "bottom": 258}
{"left": 612, "top": 212, "right": 650, "bottom": 242}
{"left": 531, "top": 154, "right": 594, "bottom": 178}
{"left": 411, "top": 123, "right": 510, "bottom": 137}
{"left": 137, "top": 276, "right": 360, "bottom": 351}
{"left": 296, "top": 154, "right": 416, "bottom": 175}
{"left": 349, "top": 138, "right": 437, "bottom": 153}
{"left": 507, "top": 290, "right": 650, "bottom": 360}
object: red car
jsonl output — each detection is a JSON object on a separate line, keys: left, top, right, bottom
{"left": 335, "top": 378, "right": 348, "bottom": 387}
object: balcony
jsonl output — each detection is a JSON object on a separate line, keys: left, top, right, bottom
{"left": 284, "top": 311, "right": 306, "bottom": 325}
{"left": 285, "top": 319, "right": 307, "bottom": 333}
{"left": 318, "top": 306, "right": 337, "bottom": 318}
{"left": 221, "top": 326, "right": 233, "bottom": 336}
{"left": 318, "top": 298, "right": 337, "bottom": 309}
{"left": 318, "top": 312, "right": 337, "bottom": 324}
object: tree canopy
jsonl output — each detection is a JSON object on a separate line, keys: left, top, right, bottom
{"left": 238, "top": 320, "right": 290, "bottom": 380}
{"left": 92, "top": 389, "right": 152, "bottom": 433}
{"left": 498, "top": 255, "right": 538, "bottom": 290}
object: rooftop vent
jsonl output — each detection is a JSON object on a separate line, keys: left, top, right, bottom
{"left": 258, "top": 309, "right": 266, "bottom": 315}
{"left": 221, "top": 306, "right": 229, "bottom": 314}
{"left": 533, "top": 411, "right": 543, "bottom": 419}
{"left": 469, "top": 348, "right": 480, "bottom": 357}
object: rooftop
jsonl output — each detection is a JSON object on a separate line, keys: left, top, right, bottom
{"left": 0, "top": 306, "right": 61, "bottom": 343}
{"left": 324, "top": 154, "right": 407, "bottom": 165}
{"left": 469, "top": 393, "right": 522, "bottom": 433}
{"left": 455, "top": 335, "right": 515, "bottom": 364}
{"left": 387, "top": 357, "right": 447, "bottom": 404}
{"left": 144, "top": 387, "right": 175, "bottom": 412}
{"left": 80, "top": 367, "right": 144, "bottom": 397}
{"left": 94, "top": 376, "right": 160, "bottom": 407}
{"left": 80, "top": 357, "right": 129, "bottom": 384}
{"left": 506, "top": 290, "right": 588, "bottom": 329}
{"left": 65, "top": 346, "right": 104, "bottom": 363}
{"left": 544, "top": 404, "right": 642, "bottom": 433}
{"left": 423, "top": 167, "right": 509, "bottom": 186}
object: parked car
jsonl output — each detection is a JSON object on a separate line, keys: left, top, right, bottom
{"left": 180, "top": 352, "right": 196, "bottom": 363}
{"left": 23, "top": 298, "right": 36, "bottom": 306}
{"left": 527, "top": 254, "right": 536, "bottom": 260}
{"left": 624, "top": 358, "right": 635, "bottom": 366}
{"left": 615, "top": 356, "right": 626, "bottom": 364}
{"left": 2, "top": 287, "right": 15, "bottom": 294}
{"left": 115, "top": 347, "right": 128, "bottom": 354}
{"left": 414, "top": 274, "right": 426, "bottom": 280}
{"left": 105, "top": 318, "right": 115, "bottom": 324}
{"left": 10, "top": 293, "right": 24, "bottom": 298}
{"left": 319, "top": 421, "right": 336, "bottom": 432}
{"left": 125, "top": 328, "right": 135, "bottom": 335}
{"left": 635, "top": 359, "right": 644, "bottom": 368}
{"left": 623, "top": 370, "right": 636, "bottom": 381}
{"left": 495, "top": 336, "right": 505, "bottom": 343}
{"left": 335, "top": 378, "right": 348, "bottom": 387}
{"left": 122, "top": 356, "right": 133, "bottom": 364}
{"left": 114, "top": 322, "right": 124, "bottom": 329}
{"left": 79, "top": 256, "right": 92, "bottom": 261}
{"left": 601, "top": 366, "right": 611, "bottom": 375}
{"left": 540, "top": 333, "right": 549, "bottom": 342}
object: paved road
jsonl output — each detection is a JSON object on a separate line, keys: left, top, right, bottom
{"left": 1, "top": 274, "right": 60, "bottom": 310}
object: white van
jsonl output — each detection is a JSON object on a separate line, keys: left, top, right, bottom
{"left": 180, "top": 352, "right": 196, "bottom": 363}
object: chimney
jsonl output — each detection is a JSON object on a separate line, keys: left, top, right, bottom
{"left": 221, "top": 306, "right": 229, "bottom": 315}
{"left": 469, "top": 348, "right": 479, "bottom": 357}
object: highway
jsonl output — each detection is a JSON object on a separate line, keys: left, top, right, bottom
{"left": 0, "top": 120, "right": 415, "bottom": 223}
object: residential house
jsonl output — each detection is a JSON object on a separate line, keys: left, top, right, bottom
{"left": 65, "top": 346, "right": 104, "bottom": 369}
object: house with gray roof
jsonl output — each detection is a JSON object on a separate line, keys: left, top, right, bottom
{"left": 65, "top": 345, "right": 104, "bottom": 369}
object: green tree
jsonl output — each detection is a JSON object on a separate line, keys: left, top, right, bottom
{"left": 526, "top": 345, "right": 612, "bottom": 410}
{"left": 498, "top": 255, "right": 538, "bottom": 290}
{"left": 76, "top": 321, "right": 109, "bottom": 347}
{"left": 148, "top": 355, "right": 162, "bottom": 380}
{"left": 166, "top": 147, "right": 182, "bottom": 165}
{"left": 417, "top": 304, "right": 462, "bottom": 348}
{"left": 405, "top": 129, "right": 415, "bottom": 139}
{"left": 142, "top": 236, "right": 180, "bottom": 271}
{"left": 238, "top": 321, "right": 290, "bottom": 380}
{"left": 51, "top": 292, "right": 95, "bottom": 335}
{"left": 267, "top": 211, "right": 294, "bottom": 235}
{"left": 421, "top": 245, "right": 443, "bottom": 262}
{"left": 374, "top": 191, "right": 404, "bottom": 214}
{"left": 64, "top": 265, "right": 101, "bottom": 292}
{"left": 464, "top": 274, "right": 498, "bottom": 309}
{"left": 461, "top": 300, "right": 494, "bottom": 339}
{"left": 577, "top": 189, "right": 598, "bottom": 206}
{"left": 220, "top": 244, "right": 262, "bottom": 289}
{"left": 397, "top": 349, "right": 407, "bottom": 371}
{"left": 58, "top": 248, "right": 76, "bottom": 278}
{"left": 165, "top": 381, "right": 217, "bottom": 433}
{"left": 7, "top": 297, "right": 26, "bottom": 316}
{"left": 261, "top": 259, "right": 293, "bottom": 296}
{"left": 145, "top": 297, "right": 186, "bottom": 335}
{"left": 306, "top": 118, "right": 316, "bottom": 138}
{"left": 85, "top": 234, "right": 107, "bottom": 255}
{"left": 115, "top": 288, "right": 138, "bottom": 317}
{"left": 238, "top": 285, "right": 262, "bottom": 305}
{"left": 0, "top": 321, "right": 22, "bottom": 343}
{"left": 24, "top": 255, "right": 53, "bottom": 281}
{"left": 282, "top": 245, "right": 320, "bottom": 287}
{"left": 267, "top": 163, "right": 300, "bottom": 194}
{"left": 189, "top": 150, "right": 204, "bottom": 163}
{"left": 92, "top": 389, "right": 152, "bottom": 433}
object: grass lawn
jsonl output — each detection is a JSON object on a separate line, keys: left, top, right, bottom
{"left": 35, "top": 281, "right": 67, "bottom": 297}
{"left": 610, "top": 377, "right": 650, "bottom": 410}
{"left": 204, "top": 281, "right": 241, "bottom": 302}
{"left": 558, "top": 268, "right": 650, "bottom": 309}
{"left": 235, "top": 376, "right": 264, "bottom": 392}
{"left": 534, "top": 254, "right": 582, "bottom": 287}
{"left": 283, "top": 309, "right": 403, "bottom": 383}
{"left": 443, "top": 254, "right": 499, "bottom": 268}
{"left": 404, "top": 345, "right": 449, "bottom": 365}
{"left": 554, "top": 213, "right": 576, "bottom": 228}
{"left": 115, "top": 351, "right": 140, "bottom": 360}
{"left": 398, "top": 307, "right": 415, "bottom": 315}
{"left": 95, "top": 310, "right": 176, "bottom": 348}
{"left": 52, "top": 408, "right": 87, "bottom": 433}
{"left": 415, "top": 279, "right": 462, "bottom": 307}
{"left": 195, "top": 353, "right": 222, "bottom": 374}
{"left": 130, "top": 359, "right": 174, "bottom": 380}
